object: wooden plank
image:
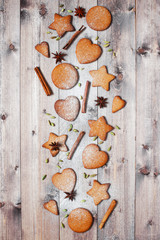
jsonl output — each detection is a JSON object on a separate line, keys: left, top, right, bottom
{"left": 0, "top": 0, "right": 21, "bottom": 239}
{"left": 97, "top": 0, "right": 136, "bottom": 239}
{"left": 57, "top": 0, "right": 98, "bottom": 239}
{"left": 20, "top": 0, "right": 59, "bottom": 239}
{"left": 135, "top": 1, "right": 160, "bottom": 240}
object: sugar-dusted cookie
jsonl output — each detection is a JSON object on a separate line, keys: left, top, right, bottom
{"left": 112, "top": 96, "right": 126, "bottom": 113}
{"left": 54, "top": 96, "right": 80, "bottom": 122}
{"left": 87, "top": 180, "right": 110, "bottom": 205}
{"left": 52, "top": 168, "right": 76, "bottom": 193}
{"left": 86, "top": 6, "right": 112, "bottom": 31}
{"left": 52, "top": 63, "right": 78, "bottom": 90}
{"left": 42, "top": 133, "right": 68, "bottom": 157}
{"left": 43, "top": 200, "right": 59, "bottom": 215}
{"left": 88, "top": 116, "right": 114, "bottom": 141}
{"left": 82, "top": 144, "right": 108, "bottom": 169}
{"left": 68, "top": 208, "right": 93, "bottom": 233}
{"left": 48, "top": 14, "right": 74, "bottom": 37}
{"left": 35, "top": 41, "right": 50, "bottom": 58}
{"left": 76, "top": 38, "right": 102, "bottom": 64}
{"left": 90, "top": 66, "right": 115, "bottom": 91}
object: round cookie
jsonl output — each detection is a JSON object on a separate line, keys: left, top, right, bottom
{"left": 86, "top": 6, "right": 112, "bottom": 31}
{"left": 68, "top": 208, "right": 93, "bottom": 233}
{"left": 51, "top": 63, "right": 78, "bottom": 89}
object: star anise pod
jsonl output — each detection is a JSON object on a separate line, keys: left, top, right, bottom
{"left": 64, "top": 189, "right": 76, "bottom": 201}
{"left": 95, "top": 97, "right": 108, "bottom": 108}
{"left": 49, "top": 142, "right": 60, "bottom": 151}
{"left": 52, "top": 51, "right": 66, "bottom": 64}
{"left": 74, "top": 6, "right": 86, "bottom": 18}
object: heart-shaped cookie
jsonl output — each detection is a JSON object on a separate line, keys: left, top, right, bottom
{"left": 54, "top": 96, "right": 80, "bottom": 121}
{"left": 35, "top": 41, "right": 50, "bottom": 58}
{"left": 76, "top": 38, "right": 102, "bottom": 64}
{"left": 112, "top": 96, "right": 126, "bottom": 113}
{"left": 43, "top": 200, "right": 59, "bottom": 215}
{"left": 82, "top": 144, "right": 108, "bottom": 169}
{"left": 52, "top": 168, "right": 76, "bottom": 192}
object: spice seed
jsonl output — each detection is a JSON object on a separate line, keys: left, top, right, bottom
{"left": 81, "top": 199, "right": 86, "bottom": 203}
{"left": 64, "top": 214, "right": 69, "bottom": 218}
{"left": 93, "top": 136, "right": 98, "bottom": 141}
{"left": 59, "top": 160, "right": 63, "bottom": 162}
{"left": 108, "top": 49, "right": 113, "bottom": 52}
{"left": 51, "top": 36, "right": 57, "bottom": 39}
{"left": 51, "top": 116, "right": 56, "bottom": 119}
{"left": 61, "top": 222, "right": 65, "bottom": 228}
{"left": 57, "top": 165, "right": 61, "bottom": 169}
{"left": 48, "top": 120, "right": 52, "bottom": 126}
{"left": 46, "top": 113, "right": 51, "bottom": 115}
{"left": 74, "top": 66, "right": 79, "bottom": 69}
{"left": 66, "top": 152, "right": 70, "bottom": 156}
{"left": 67, "top": 10, "right": 73, "bottom": 13}
{"left": 42, "top": 175, "right": 47, "bottom": 180}
{"left": 80, "top": 96, "right": 83, "bottom": 100}
{"left": 45, "top": 158, "right": 49, "bottom": 163}
{"left": 110, "top": 132, "right": 115, "bottom": 136}
{"left": 98, "top": 141, "right": 104, "bottom": 144}
{"left": 116, "top": 125, "right": 120, "bottom": 130}
{"left": 90, "top": 174, "right": 97, "bottom": 178}
{"left": 59, "top": 4, "right": 64, "bottom": 7}
{"left": 95, "top": 36, "right": 99, "bottom": 40}
{"left": 56, "top": 37, "right": 61, "bottom": 41}
{"left": 78, "top": 83, "right": 81, "bottom": 87}
{"left": 62, "top": 209, "right": 67, "bottom": 212}
{"left": 47, "top": 31, "right": 51, "bottom": 34}
{"left": 73, "top": 129, "right": 79, "bottom": 132}
{"left": 107, "top": 146, "right": 112, "bottom": 151}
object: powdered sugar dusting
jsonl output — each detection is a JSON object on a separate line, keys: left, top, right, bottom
{"left": 52, "top": 63, "right": 78, "bottom": 89}
{"left": 68, "top": 208, "right": 93, "bottom": 233}
{"left": 82, "top": 144, "right": 108, "bottom": 169}
{"left": 86, "top": 6, "right": 111, "bottom": 31}
{"left": 52, "top": 168, "right": 76, "bottom": 192}
{"left": 55, "top": 96, "right": 80, "bottom": 121}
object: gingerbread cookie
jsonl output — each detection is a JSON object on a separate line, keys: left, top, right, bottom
{"left": 52, "top": 63, "right": 78, "bottom": 89}
{"left": 68, "top": 208, "right": 93, "bottom": 233}
{"left": 54, "top": 96, "right": 80, "bottom": 122}
{"left": 76, "top": 38, "right": 102, "bottom": 64}
{"left": 52, "top": 168, "right": 76, "bottom": 193}
{"left": 90, "top": 66, "right": 115, "bottom": 91}
{"left": 82, "top": 144, "right": 108, "bottom": 169}
{"left": 86, "top": 6, "right": 112, "bottom": 31}
{"left": 43, "top": 200, "right": 59, "bottom": 215}
{"left": 42, "top": 133, "right": 68, "bottom": 157}
{"left": 49, "top": 14, "right": 74, "bottom": 37}
{"left": 112, "top": 96, "right": 126, "bottom": 113}
{"left": 88, "top": 116, "right": 114, "bottom": 141}
{"left": 87, "top": 180, "right": 110, "bottom": 205}
{"left": 35, "top": 41, "right": 50, "bottom": 58}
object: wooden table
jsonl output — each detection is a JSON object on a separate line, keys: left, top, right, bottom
{"left": 1, "top": 0, "right": 160, "bottom": 239}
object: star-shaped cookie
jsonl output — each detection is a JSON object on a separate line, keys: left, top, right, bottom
{"left": 88, "top": 116, "right": 114, "bottom": 141}
{"left": 89, "top": 65, "right": 115, "bottom": 91}
{"left": 48, "top": 14, "right": 74, "bottom": 37}
{"left": 87, "top": 180, "right": 110, "bottom": 205}
{"left": 42, "top": 133, "right": 68, "bottom": 157}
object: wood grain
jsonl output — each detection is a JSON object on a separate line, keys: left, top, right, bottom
{"left": 20, "top": 0, "right": 59, "bottom": 239}
{"left": 97, "top": 0, "right": 136, "bottom": 239}
{"left": 0, "top": 0, "right": 21, "bottom": 239}
{"left": 135, "top": 1, "right": 160, "bottom": 239}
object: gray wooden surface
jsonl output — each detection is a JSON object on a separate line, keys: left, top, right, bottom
{"left": 0, "top": 0, "right": 160, "bottom": 239}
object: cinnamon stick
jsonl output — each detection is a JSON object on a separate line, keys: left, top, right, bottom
{"left": 67, "top": 131, "right": 85, "bottom": 160}
{"left": 63, "top": 25, "right": 86, "bottom": 50}
{"left": 81, "top": 81, "right": 90, "bottom": 113}
{"left": 99, "top": 200, "right": 117, "bottom": 229}
{"left": 34, "top": 67, "right": 52, "bottom": 96}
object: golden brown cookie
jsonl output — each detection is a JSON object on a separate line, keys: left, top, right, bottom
{"left": 52, "top": 168, "right": 76, "bottom": 193}
{"left": 82, "top": 144, "right": 108, "bottom": 169}
{"left": 87, "top": 180, "right": 110, "bottom": 205}
{"left": 35, "top": 41, "right": 50, "bottom": 58}
{"left": 43, "top": 200, "right": 59, "bottom": 215}
{"left": 51, "top": 63, "right": 78, "bottom": 89}
{"left": 54, "top": 96, "right": 80, "bottom": 122}
{"left": 112, "top": 96, "right": 126, "bottom": 113}
{"left": 42, "top": 133, "right": 68, "bottom": 157}
{"left": 48, "top": 14, "right": 74, "bottom": 37}
{"left": 76, "top": 38, "right": 102, "bottom": 64}
{"left": 88, "top": 116, "right": 114, "bottom": 141}
{"left": 90, "top": 66, "right": 115, "bottom": 91}
{"left": 86, "top": 6, "right": 112, "bottom": 31}
{"left": 68, "top": 208, "right": 93, "bottom": 233}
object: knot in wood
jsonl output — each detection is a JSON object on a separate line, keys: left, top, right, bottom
{"left": 1, "top": 114, "right": 7, "bottom": 120}
{"left": 9, "top": 44, "right": 15, "bottom": 50}
{"left": 139, "top": 167, "right": 150, "bottom": 175}
{"left": 117, "top": 73, "right": 123, "bottom": 81}
{"left": 39, "top": 4, "right": 47, "bottom": 17}
{"left": 0, "top": 202, "right": 5, "bottom": 208}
